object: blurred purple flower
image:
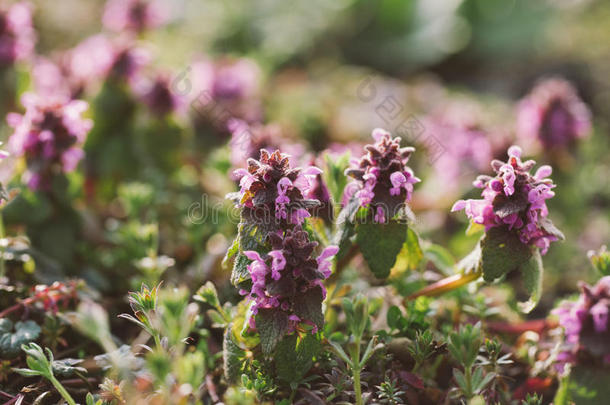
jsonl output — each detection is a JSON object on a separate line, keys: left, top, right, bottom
{"left": 345, "top": 128, "right": 419, "bottom": 223}
{"left": 7, "top": 93, "right": 92, "bottom": 190}
{"left": 137, "top": 73, "right": 182, "bottom": 116}
{"left": 553, "top": 276, "right": 610, "bottom": 372}
{"left": 452, "top": 145, "right": 559, "bottom": 254}
{"left": 518, "top": 77, "right": 591, "bottom": 149}
{"left": 0, "top": 1, "right": 35, "bottom": 66}
{"left": 190, "top": 57, "right": 262, "bottom": 128}
{"left": 103, "top": 0, "right": 167, "bottom": 34}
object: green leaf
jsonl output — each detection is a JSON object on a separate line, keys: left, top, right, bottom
{"left": 539, "top": 217, "right": 565, "bottom": 241}
{"left": 52, "top": 358, "right": 87, "bottom": 377}
{"left": 518, "top": 249, "right": 544, "bottom": 313}
{"left": 293, "top": 286, "right": 324, "bottom": 330}
{"left": 356, "top": 220, "right": 408, "bottom": 278}
{"left": 480, "top": 227, "right": 532, "bottom": 283}
{"left": 559, "top": 366, "right": 610, "bottom": 405}
{"left": 256, "top": 308, "right": 289, "bottom": 356}
{"left": 0, "top": 319, "right": 13, "bottom": 335}
{"left": 275, "top": 333, "right": 321, "bottom": 383}
{"left": 323, "top": 151, "right": 351, "bottom": 204}
{"left": 391, "top": 228, "right": 423, "bottom": 273}
{"left": 423, "top": 244, "right": 455, "bottom": 275}
{"left": 222, "top": 236, "right": 240, "bottom": 269}
{"left": 223, "top": 326, "right": 246, "bottom": 382}
{"left": 0, "top": 320, "right": 42, "bottom": 358}
{"left": 589, "top": 246, "right": 610, "bottom": 276}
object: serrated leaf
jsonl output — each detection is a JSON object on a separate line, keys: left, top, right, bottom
{"left": 275, "top": 333, "right": 320, "bottom": 383}
{"left": 518, "top": 249, "right": 543, "bottom": 313}
{"left": 256, "top": 308, "right": 289, "bottom": 356}
{"left": 223, "top": 326, "right": 246, "bottom": 382}
{"left": 293, "top": 286, "right": 324, "bottom": 329}
{"left": 457, "top": 242, "right": 482, "bottom": 275}
{"left": 222, "top": 236, "right": 240, "bottom": 269}
{"left": 356, "top": 220, "right": 408, "bottom": 278}
{"left": 480, "top": 227, "right": 532, "bottom": 283}
{"left": 391, "top": 228, "right": 423, "bottom": 274}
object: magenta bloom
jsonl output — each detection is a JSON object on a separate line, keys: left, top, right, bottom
{"left": 190, "top": 57, "right": 262, "bottom": 128}
{"left": 345, "top": 128, "right": 419, "bottom": 223}
{"left": 136, "top": 73, "right": 182, "bottom": 116}
{"left": 452, "top": 146, "right": 561, "bottom": 254}
{"left": 7, "top": 93, "right": 92, "bottom": 190}
{"left": 231, "top": 149, "right": 322, "bottom": 231}
{"left": 0, "top": 2, "right": 35, "bottom": 66}
{"left": 518, "top": 77, "right": 591, "bottom": 149}
{"left": 240, "top": 226, "right": 338, "bottom": 331}
{"left": 65, "top": 35, "right": 150, "bottom": 94}
{"left": 553, "top": 276, "right": 610, "bottom": 372}
{"left": 102, "top": 0, "right": 167, "bottom": 34}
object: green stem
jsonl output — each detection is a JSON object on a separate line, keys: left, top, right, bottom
{"left": 49, "top": 375, "right": 76, "bottom": 405}
{"left": 352, "top": 339, "right": 363, "bottom": 405}
{"left": 464, "top": 366, "right": 473, "bottom": 399}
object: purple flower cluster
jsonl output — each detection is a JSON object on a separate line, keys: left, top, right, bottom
{"left": 190, "top": 57, "right": 262, "bottom": 127}
{"left": 553, "top": 276, "right": 610, "bottom": 371}
{"left": 518, "top": 77, "right": 591, "bottom": 149}
{"left": 233, "top": 149, "right": 322, "bottom": 229}
{"left": 136, "top": 73, "right": 182, "bottom": 116}
{"left": 240, "top": 226, "right": 338, "bottom": 331}
{"left": 452, "top": 145, "right": 559, "bottom": 254}
{"left": 103, "top": 0, "right": 167, "bottom": 34}
{"left": 0, "top": 1, "right": 35, "bottom": 66}
{"left": 345, "top": 128, "right": 419, "bottom": 223}
{"left": 7, "top": 93, "right": 92, "bottom": 190}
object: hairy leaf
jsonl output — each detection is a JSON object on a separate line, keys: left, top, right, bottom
{"left": 356, "top": 220, "right": 408, "bottom": 278}
{"left": 293, "top": 287, "right": 324, "bottom": 329}
{"left": 518, "top": 249, "right": 544, "bottom": 313}
{"left": 256, "top": 308, "right": 289, "bottom": 356}
{"left": 480, "top": 227, "right": 532, "bottom": 283}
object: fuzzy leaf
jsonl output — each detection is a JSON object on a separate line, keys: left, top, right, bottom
{"left": 256, "top": 308, "right": 289, "bottom": 356}
{"left": 480, "top": 227, "right": 532, "bottom": 283}
{"left": 223, "top": 326, "right": 246, "bottom": 382}
{"left": 275, "top": 333, "right": 321, "bottom": 383}
{"left": 518, "top": 249, "right": 544, "bottom": 313}
{"left": 52, "top": 358, "right": 87, "bottom": 377}
{"left": 356, "top": 220, "right": 408, "bottom": 278}
{"left": 293, "top": 286, "right": 324, "bottom": 330}
{"left": 492, "top": 193, "right": 528, "bottom": 219}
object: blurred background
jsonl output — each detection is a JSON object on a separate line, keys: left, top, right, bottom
{"left": 1, "top": 0, "right": 609, "bottom": 318}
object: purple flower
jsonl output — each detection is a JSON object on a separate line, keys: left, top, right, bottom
{"left": 518, "top": 77, "right": 591, "bottom": 149}
{"left": 241, "top": 226, "right": 338, "bottom": 331}
{"left": 553, "top": 276, "right": 610, "bottom": 371}
{"left": 103, "top": 0, "right": 167, "bottom": 34}
{"left": 231, "top": 149, "right": 322, "bottom": 231}
{"left": 0, "top": 2, "right": 35, "bottom": 66}
{"left": 452, "top": 145, "right": 560, "bottom": 254}
{"left": 7, "top": 93, "right": 92, "bottom": 190}
{"left": 136, "top": 73, "right": 182, "bottom": 116}
{"left": 190, "top": 57, "right": 262, "bottom": 129}
{"left": 345, "top": 128, "right": 419, "bottom": 223}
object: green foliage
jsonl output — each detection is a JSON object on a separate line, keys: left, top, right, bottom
{"left": 588, "top": 245, "right": 610, "bottom": 276}
{"left": 256, "top": 308, "right": 290, "bottom": 356}
{"left": 0, "top": 319, "right": 41, "bottom": 358}
{"left": 518, "top": 249, "right": 544, "bottom": 313}
{"left": 275, "top": 333, "right": 321, "bottom": 384}
{"left": 480, "top": 227, "right": 533, "bottom": 283}
{"left": 356, "top": 220, "right": 408, "bottom": 278}
{"left": 555, "top": 366, "right": 610, "bottom": 405}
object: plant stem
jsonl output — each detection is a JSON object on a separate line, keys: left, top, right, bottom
{"left": 464, "top": 366, "right": 473, "bottom": 399}
{"left": 49, "top": 375, "right": 77, "bottom": 405}
{"left": 351, "top": 339, "right": 363, "bottom": 405}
